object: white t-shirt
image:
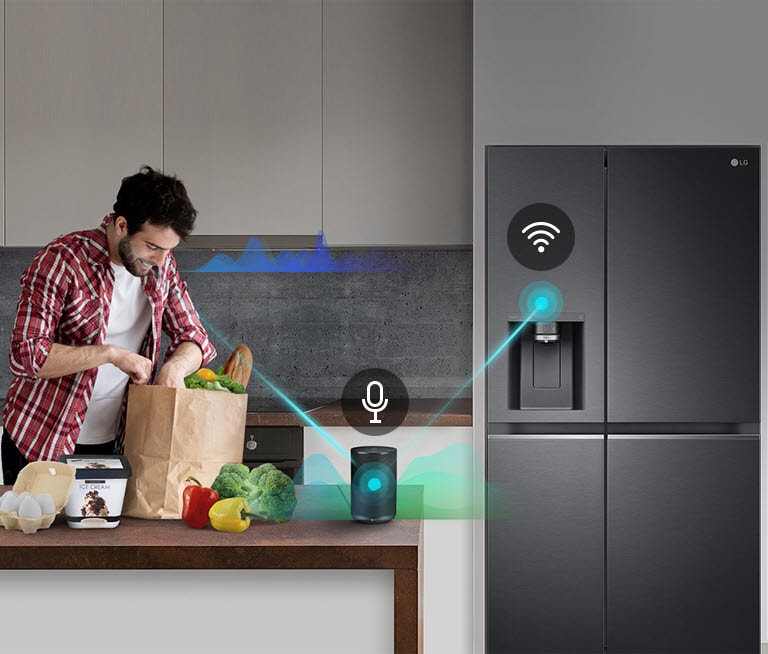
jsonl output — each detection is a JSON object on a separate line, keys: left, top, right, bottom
{"left": 77, "top": 263, "right": 152, "bottom": 445}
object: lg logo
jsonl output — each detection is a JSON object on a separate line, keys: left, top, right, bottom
{"left": 730, "top": 158, "right": 749, "bottom": 167}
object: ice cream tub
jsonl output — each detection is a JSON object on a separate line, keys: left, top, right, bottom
{"left": 57, "top": 455, "right": 132, "bottom": 529}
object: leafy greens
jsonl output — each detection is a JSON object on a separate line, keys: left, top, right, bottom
{"left": 184, "top": 371, "right": 246, "bottom": 394}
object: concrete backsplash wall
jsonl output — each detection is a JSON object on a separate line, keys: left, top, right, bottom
{"left": 0, "top": 247, "right": 472, "bottom": 408}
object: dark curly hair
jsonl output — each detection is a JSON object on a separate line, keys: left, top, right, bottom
{"left": 113, "top": 165, "right": 198, "bottom": 239}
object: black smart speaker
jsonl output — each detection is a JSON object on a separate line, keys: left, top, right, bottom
{"left": 350, "top": 446, "right": 397, "bottom": 523}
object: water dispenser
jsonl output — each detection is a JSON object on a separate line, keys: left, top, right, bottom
{"left": 508, "top": 313, "right": 584, "bottom": 410}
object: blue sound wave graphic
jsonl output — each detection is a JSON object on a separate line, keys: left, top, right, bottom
{"left": 185, "top": 231, "right": 406, "bottom": 273}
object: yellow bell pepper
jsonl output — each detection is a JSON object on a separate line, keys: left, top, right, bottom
{"left": 208, "top": 497, "right": 251, "bottom": 533}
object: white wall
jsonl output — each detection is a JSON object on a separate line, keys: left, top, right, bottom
{"left": 0, "top": 569, "right": 393, "bottom": 653}
{"left": 473, "top": 0, "right": 768, "bottom": 648}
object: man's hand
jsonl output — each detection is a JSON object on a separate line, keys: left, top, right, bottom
{"left": 155, "top": 342, "right": 204, "bottom": 388}
{"left": 154, "top": 361, "right": 188, "bottom": 388}
{"left": 110, "top": 347, "right": 153, "bottom": 384}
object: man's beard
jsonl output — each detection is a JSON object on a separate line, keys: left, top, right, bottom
{"left": 118, "top": 236, "right": 153, "bottom": 277}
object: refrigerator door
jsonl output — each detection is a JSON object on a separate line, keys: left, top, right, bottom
{"left": 486, "top": 146, "right": 605, "bottom": 424}
{"left": 606, "top": 146, "right": 759, "bottom": 424}
{"left": 607, "top": 435, "right": 760, "bottom": 653}
{"left": 487, "top": 436, "right": 604, "bottom": 654}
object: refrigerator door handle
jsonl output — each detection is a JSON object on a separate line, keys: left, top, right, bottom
{"left": 488, "top": 434, "right": 603, "bottom": 440}
{"left": 607, "top": 433, "right": 759, "bottom": 440}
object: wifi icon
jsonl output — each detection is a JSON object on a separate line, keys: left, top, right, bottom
{"left": 522, "top": 221, "right": 561, "bottom": 253}
{"left": 508, "top": 203, "right": 574, "bottom": 271}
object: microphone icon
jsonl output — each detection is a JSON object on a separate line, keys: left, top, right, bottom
{"left": 361, "top": 380, "right": 388, "bottom": 424}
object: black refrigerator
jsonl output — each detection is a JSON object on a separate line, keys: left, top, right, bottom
{"left": 485, "top": 146, "right": 760, "bottom": 654}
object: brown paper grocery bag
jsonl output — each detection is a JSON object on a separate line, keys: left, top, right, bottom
{"left": 122, "top": 385, "right": 247, "bottom": 519}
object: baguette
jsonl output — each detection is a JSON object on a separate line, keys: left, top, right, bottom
{"left": 222, "top": 344, "right": 253, "bottom": 388}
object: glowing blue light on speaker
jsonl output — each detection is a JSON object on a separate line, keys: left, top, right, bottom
{"left": 356, "top": 464, "right": 395, "bottom": 497}
{"left": 198, "top": 313, "right": 351, "bottom": 461}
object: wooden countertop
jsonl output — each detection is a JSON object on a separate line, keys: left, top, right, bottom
{"left": 246, "top": 397, "right": 472, "bottom": 428}
{"left": 1, "top": 484, "right": 424, "bottom": 653}
{"left": 0, "top": 484, "right": 423, "bottom": 570}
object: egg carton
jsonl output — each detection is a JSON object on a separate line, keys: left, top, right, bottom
{"left": 0, "top": 509, "right": 57, "bottom": 534}
{"left": 0, "top": 461, "right": 75, "bottom": 534}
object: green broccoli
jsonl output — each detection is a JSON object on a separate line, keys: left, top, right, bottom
{"left": 246, "top": 463, "right": 297, "bottom": 523}
{"left": 210, "top": 463, "right": 258, "bottom": 500}
{"left": 210, "top": 462, "right": 297, "bottom": 523}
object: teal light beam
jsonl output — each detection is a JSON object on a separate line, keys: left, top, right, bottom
{"left": 197, "top": 314, "right": 351, "bottom": 461}
{"left": 400, "top": 308, "right": 539, "bottom": 453}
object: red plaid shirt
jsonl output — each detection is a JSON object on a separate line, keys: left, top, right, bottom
{"left": 3, "top": 214, "right": 216, "bottom": 462}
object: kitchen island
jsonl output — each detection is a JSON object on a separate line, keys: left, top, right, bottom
{"left": 0, "top": 484, "right": 423, "bottom": 654}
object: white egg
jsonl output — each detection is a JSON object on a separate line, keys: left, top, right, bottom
{"left": 36, "top": 493, "right": 57, "bottom": 515}
{"left": 18, "top": 495, "right": 43, "bottom": 519}
{"left": 17, "top": 491, "right": 33, "bottom": 502}
{"left": 0, "top": 490, "right": 20, "bottom": 513}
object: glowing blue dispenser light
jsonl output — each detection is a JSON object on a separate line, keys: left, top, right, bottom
{"left": 518, "top": 280, "right": 564, "bottom": 323}
{"left": 350, "top": 446, "right": 397, "bottom": 523}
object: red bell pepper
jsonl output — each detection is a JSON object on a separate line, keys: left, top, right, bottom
{"left": 182, "top": 476, "right": 219, "bottom": 528}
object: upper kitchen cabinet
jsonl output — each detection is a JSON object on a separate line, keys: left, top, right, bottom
{"left": 163, "top": 1, "right": 322, "bottom": 237}
{"left": 323, "top": 0, "right": 472, "bottom": 246}
{"left": 5, "top": 1, "right": 162, "bottom": 247}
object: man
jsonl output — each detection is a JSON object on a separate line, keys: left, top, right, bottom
{"left": 1, "top": 165, "right": 216, "bottom": 484}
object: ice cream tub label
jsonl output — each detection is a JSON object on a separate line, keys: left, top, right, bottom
{"left": 57, "top": 455, "right": 132, "bottom": 529}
